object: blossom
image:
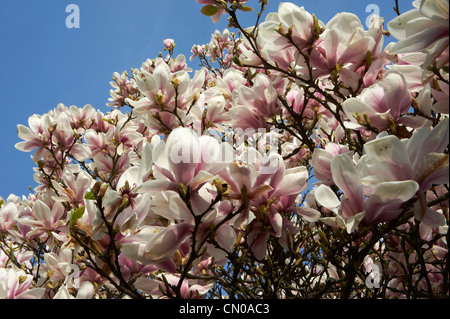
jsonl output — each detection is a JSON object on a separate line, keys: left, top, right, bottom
{"left": 342, "top": 70, "right": 417, "bottom": 131}
{"left": 0, "top": 268, "right": 45, "bottom": 299}
{"left": 315, "top": 154, "right": 419, "bottom": 232}
{"left": 388, "top": 0, "right": 449, "bottom": 67}
{"left": 18, "top": 199, "right": 67, "bottom": 242}
{"left": 163, "top": 38, "right": 175, "bottom": 50}
{"left": 53, "top": 282, "right": 94, "bottom": 299}
{"left": 258, "top": 2, "right": 317, "bottom": 51}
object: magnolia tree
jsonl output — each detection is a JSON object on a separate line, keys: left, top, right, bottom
{"left": 0, "top": 0, "right": 448, "bottom": 299}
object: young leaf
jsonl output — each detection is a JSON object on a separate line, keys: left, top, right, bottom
{"left": 70, "top": 205, "right": 85, "bottom": 228}
{"left": 84, "top": 191, "right": 96, "bottom": 200}
{"left": 200, "top": 5, "right": 220, "bottom": 16}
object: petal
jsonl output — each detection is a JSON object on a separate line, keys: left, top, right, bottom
{"left": 363, "top": 135, "right": 413, "bottom": 180}
{"left": 295, "top": 207, "right": 321, "bottom": 222}
{"left": 144, "top": 223, "right": 193, "bottom": 262}
{"left": 76, "top": 282, "right": 94, "bottom": 299}
{"left": 391, "top": 25, "right": 449, "bottom": 53}
{"left": 387, "top": 9, "right": 423, "bottom": 40}
{"left": 330, "top": 154, "right": 365, "bottom": 214}
{"left": 364, "top": 180, "right": 419, "bottom": 224}
{"left": 136, "top": 179, "right": 178, "bottom": 193}
{"left": 271, "top": 166, "right": 308, "bottom": 198}
{"left": 346, "top": 211, "right": 366, "bottom": 234}
{"left": 32, "top": 200, "right": 52, "bottom": 223}
{"left": 315, "top": 184, "right": 341, "bottom": 209}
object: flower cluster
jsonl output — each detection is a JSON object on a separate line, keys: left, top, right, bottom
{"left": 1, "top": 0, "right": 448, "bottom": 299}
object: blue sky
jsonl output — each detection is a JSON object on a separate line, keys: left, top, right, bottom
{"left": 0, "top": 0, "right": 400, "bottom": 199}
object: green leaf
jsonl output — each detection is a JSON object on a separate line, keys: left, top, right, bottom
{"left": 84, "top": 191, "right": 96, "bottom": 200}
{"left": 70, "top": 205, "right": 85, "bottom": 228}
{"left": 200, "top": 5, "right": 220, "bottom": 16}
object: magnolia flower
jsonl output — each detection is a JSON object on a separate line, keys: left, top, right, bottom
{"left": 342, "top": 70, "right": 419, "bottom": 131}
{"left": 18, "top": 199, "right": 67, "bottom": 242}
{"left": 358, "top": 117, "right": 449, "bottom": 223}
{"left": 163, "top": 38, "right": 175, "bottom": 50}
{"left": 51, "top": 168, "right": 93, "bottom": 206}
{"left": 311, "top": 142, "right": 351, "bottom": 185}
{"left": 138, "top": 127, "right": 223, "bottom": 195}
{"left": 135, "top": 274, "right": 213, "bottom": 298}
{"left": 15, "top": 114, "right": 52, "bottom": 162}
{"left": 0, "top": 202, "right": 17, "bottom": 233}
{"left": 258, "top": 2, "right": 317, "bottom": 51}
{"left": 0, "top": 268, "right": 45, "bottom": 299}
{"left": 53, "top": 282, "right": 94, "bottom": 299}
{"left": 310, "top": 13, "right": 376, "bottom": 87}
{"left": 121, "top": 222, "right": 193, "bottom": 272}
{"left": 388, "top": 0, "right": 449, "bottom": 67}
{"left": 315, "top": 154, "right": 419, "bottom": 232}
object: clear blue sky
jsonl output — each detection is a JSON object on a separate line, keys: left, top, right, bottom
{"left": 0, "top": 0, "right": 399, "bottom": 199}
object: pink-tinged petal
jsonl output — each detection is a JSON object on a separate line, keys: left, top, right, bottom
{"left": 135, "top": 69, "right": 157, "bottom": 98}
{"left": 216, "top": 224, "right": 236, "bottom": 251}
{"left": 18, "top": 288, "right": 45, "bottom": 299}
{"left": 419, "top": 0, "right": 449, "bottom": 23}
{"left": 71, "top": 143, "right": 92, "bottom": 162}
{"left": 53, "top": 286, "right": 73, "bottom": 299}
{"left": 76, "top": 282, "right": 94, "bottom": 299}
{"left": 271, "top": 166, "right": 308, "bottom": 198}
{"left": 432, "top": 101, "right": 449, "bottom": 113}
{"left": 268, "top": 209, "right": 283, "bottom": 237}
{"left": 117, "top": 166, "right": 140, "bottom": 191}
{"left": 346, "top": 211, "right": 366, "bottom": 234}
{"left": 14, "top": 140, "right": 42, "bottom": 152}
{"left": 249, "top": 184, "right": 273, "bottom": 199}
{"left": 198, "top": 135, "right": 221, "bottom": 170}
{"left": 422, "top": 208, "right": 446, "bottom": 227}
{"left": 16, "top": 124, "right": 36, "bottom": 142}
{"left": 250, "top": 232, "right": 269, "bottom": 260}
{"left": 364, "top": 180, "right": 419, "bottom": 225}
{"left": 315, "top": 184, "right": 340, "bottom": 209}
{"left": 323, "top": 29, "right": 340, "bottom": 68}
{"left": 406, "top": 117, "right": 449, "bottom": 171}
{"left": 138, "top": 142, "right": 154, "bottom": 182}
{"left": 166, "top": 127, "right": 201, "bottom": 185}
{"left": 326, "top": 12, "right": 363, "bottom": 42}
{"left": 340, "top": 37, "right": 375, "bottom": 64}
{"left": 311, "top": 148, "right": 334, "bottom": 182}
{"left": 387, "top": 9, "right": 422, "bottom": 40}
{"left": 382, "top": 71, "right": 411, "bottom": 117}
{"left": 154, "top": 259, "right": 177, "bottom": 273}
{"left": 137, "top": 179, "right": 178, "bottom": 193}
{"left": 389, "top": 65, "right": 424, "bottom": 92}
{"left": 229, "top": 161, "right": 252, "bottom": 191}
{"left": 262, "top": 153, "right": 284, "bottom": 189}
{"left": 295, "top": 207, "right": 321, "bottom": 222}
{"left": 416, "top": 153, "right": 449, "bottom": 191}
{"left": 363, "top": 135, "right": 413, "bottom": 180}
{"left": 188, "top": 170, "right": 216, "bottom": 191}
{"left": 126, "top": 97, "right": 153, "bottom": 114}
{"left": 32, "top": 200, "right": 52, "bottom": 224}
{"left": 330, "top": 154, "right": 365, "bottom": 214}
{"left": 342, "top": 98, "right": 375, "bottom": 125}
{"left": 134, "top": 277, "right": 160, "bottom": 295}
{"left": 6, "top": 270, "right": 19, "bottom": 299}
{"left": 391, "top": 25, "right": 449, "bottom": 53}
{"left": 144, "top": 222, "right": 193, "bottom": 262}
